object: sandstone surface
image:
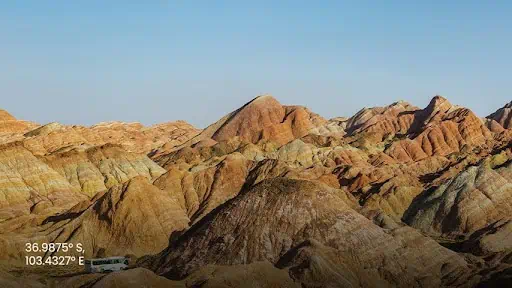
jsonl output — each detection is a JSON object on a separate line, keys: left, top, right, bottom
{"left": 487, "top": 101, "right": 512, "bottom": 130}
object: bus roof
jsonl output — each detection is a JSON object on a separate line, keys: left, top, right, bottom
{"left": 87, "top": 256, "right": 126, "bottom": 261}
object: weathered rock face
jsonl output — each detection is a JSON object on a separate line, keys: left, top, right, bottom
{"left": 0, "top": 109, "right": 39, "bottom": 144}
{"left": 0, "top": 177, "right": 190, "bottom": 260}
{"left": 0, "top": 109, "right": 38, "bottom": 132}
{"left": 0, "top": 142, "right": 180, "bottom": 261}
{"left": 154, "top": 152, "right": 252, "bottom": 223}
{"left": 0, "top": 142, "right": 86, "bottom": 219}
{"left": 385, "top": 96, "right": 493, "bottom": 163}
{"left": 267, "top": 139, "right": 369, "bottom": 168}
{"left": 334, "top": 152, "right": 456, "bottom": 223}
{"left": 360, "top": 174, "right": 424, "bottom": 220}
{"left": 412, "top": 95, "right": 458, "bottom": 131}
{"left": 20, "top": 120, "right": 199, "bottom": 155}
{"left": 462, "top": 218, "right": 512, "bottom": 256}
{"left": 147, "top": 178, "right": 474, "bottom": 287}
{"left": 345, "top": 101, "right": 418, "bottom": 140}
{"left": 487, "top": 101, "right": 512, "bottom": 130}
{"left": 0, "top": 141, "right": 167, "bottom": 222}
{"left": 53, "top": 177, "right": 190, "bottom": 258}
{"left": 308, "top": 117, "right": 348, "bottom": 138}
{"left": 404, "top": 160, "right": 512, "bottom": 237}
{"left": 43, "top": 144, "right": 166, "bottom": 197}
{"left": 276, "top": 239, "right": 388, "bottom": 288}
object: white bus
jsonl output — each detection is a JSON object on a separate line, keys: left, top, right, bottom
{"left": 84, "top": 256, "right": 129, "bottom": 273}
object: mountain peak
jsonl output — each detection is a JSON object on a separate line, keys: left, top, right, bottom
{"left": 0, "top": 109, "right": 16, "bottom": 121}
{"left": 176, "top": 94, "right": 325, "bottom": 147}
{"left": 209, "top": 95, "right": 287, "bottom": 143}
{"left": 427, "top": 95, "right": 451, "bottom": 110}
{"left": 244, "top": 94, "right": 281, "bottom": 108}
{"left": 487, "top": 100, "right": 512, "bottom": 129}
{"left": 416, "top": 95, "right": 455, "bottom": 125}
{"left": 252, "top": 93, "right": 275, "bottom": 101}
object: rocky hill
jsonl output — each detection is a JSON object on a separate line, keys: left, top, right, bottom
{"left": 0, "top": 95, "right": 511, "bottom": 287}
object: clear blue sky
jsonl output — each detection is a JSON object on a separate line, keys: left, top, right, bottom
{"left": 1, "top": 1, "right": 510, "bottom": 128}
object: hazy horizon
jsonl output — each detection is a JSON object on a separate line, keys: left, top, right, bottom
{"left": 1, "top": 1, "right": 511, "bottom": 128}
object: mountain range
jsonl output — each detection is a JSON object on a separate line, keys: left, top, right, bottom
{"left": 0, "top": 95, "right": 511, "bottom": 288}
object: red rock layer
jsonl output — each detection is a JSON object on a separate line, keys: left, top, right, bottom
{"left": 386, "top": 96, "right": 492, "bottom": 162}
{"left": 184, "top": 95, "right": 326, "bottom": 147}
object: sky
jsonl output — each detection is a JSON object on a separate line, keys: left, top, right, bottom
{"left": 0, "top": 1, "right": 510, "bottom": 128}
